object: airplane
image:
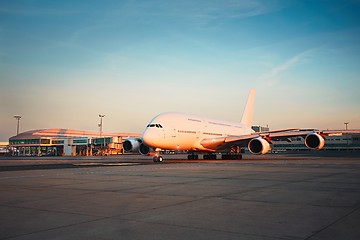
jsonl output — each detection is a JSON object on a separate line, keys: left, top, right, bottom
{"left": 123, "top": 89, "right": 359, "bottom": 162}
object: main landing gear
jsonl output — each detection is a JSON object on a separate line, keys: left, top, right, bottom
{"left": 221, "top": 146, "right": 243, "bottom": 160}
{"left": 203, "top": 154, "right": 217, "bottom": 160}
{"left": 221, "top": 154, "right": 242, "bottom": 160}
{"left": 187, "top": 153, "right": 242, "bottom": 160}
{"left": 152, "top": 152, "right": 242, "bottom": 162}
{"left": 187, "top": 153, "right": 198, "bottom": 160}
{"left": 203, "top": 154, "right": 242, "bottom": 160}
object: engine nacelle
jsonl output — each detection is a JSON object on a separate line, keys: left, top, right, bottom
{"left": 123, "top": 138, "right": 152, "bottom": 155}
{"left": 123, "top": 139, "right": 141, "bottom": 152}
{"left": 139, "top": 143, "right": 150, "bottom": 155}
{"left": 305, "top": 133, "right": 325, "bottom": 150}
{"left": 248, "top": 137, "right": 271, "bottom": 155}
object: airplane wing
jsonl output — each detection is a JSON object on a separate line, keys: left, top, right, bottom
{"left": 321, "top": 129, "right": 360, "bottom": 135}
{"left": 259, "top": 129, "right": 360, "bottom": 139}
{"left": 200, "top": 134, "right": 257, "bottom": 150}
{"left": 200, "top": 129, "right": 360, "bottom": 152}
{"left": 200, "top": 129, "right": 309, "bottom": 150}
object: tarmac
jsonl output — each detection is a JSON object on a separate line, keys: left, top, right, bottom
{"left": 0, "top": 152, "right": 360, "bottom": 240}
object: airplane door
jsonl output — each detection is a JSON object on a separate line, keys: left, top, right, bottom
{"left": 172, "top": 128, "right": 177, "bottom": 138}
{"left": 196, "top": 131, "right": 200, "bottom": 139}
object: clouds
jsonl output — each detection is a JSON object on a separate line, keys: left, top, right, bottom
{"left": 258, "top": 49, "right": 317, "bottom": 87}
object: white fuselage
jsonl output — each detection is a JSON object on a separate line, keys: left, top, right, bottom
{"left": 142, "top": 112, "right": 254, "bottom": 152}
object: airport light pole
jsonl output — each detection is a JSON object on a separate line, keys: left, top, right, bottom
{"left": 98, "top": 114, "right": 105, "bottom": 138}
{"left": 14, "top": 115, "right": 21, "bottom": 135}
{"left": 99, "top": 114, "right": 105, "bottom": 155}
{"left": 344, "top": 122, "right": 349, "bottom": 151}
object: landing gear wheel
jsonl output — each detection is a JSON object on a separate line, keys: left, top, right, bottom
{"left": 204, "top": 154, "right": 217, "bottom": 160}
{"left": 221, "top": 154, "right": 242, "bottom": 160}
{"left": 153, "top": 156, "right": 164, "bottom": 163}
{"left": 187, "top": 154, "right": 198, "bottom": 160}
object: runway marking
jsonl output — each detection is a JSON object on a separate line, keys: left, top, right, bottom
{"left": 73, "top": 163, "right": 141, "bottom": 167}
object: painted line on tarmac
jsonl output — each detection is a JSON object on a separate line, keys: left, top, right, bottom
{"left": 73, "top": 162, "right": 141, "bottom": 167}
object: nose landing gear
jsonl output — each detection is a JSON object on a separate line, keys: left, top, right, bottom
{"left": 153, "top": 152, "right": 163, "bottom": 162}
{"left": 153, "top": 156, "right": 163, "bottom": 162}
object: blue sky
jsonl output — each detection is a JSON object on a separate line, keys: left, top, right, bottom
{"left": 1, "top": 0, "right": 360, "bottom": 141}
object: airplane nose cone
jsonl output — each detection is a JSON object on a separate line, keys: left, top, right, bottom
{"left": 142, "top": 129, "right": 155, "bottom": 147}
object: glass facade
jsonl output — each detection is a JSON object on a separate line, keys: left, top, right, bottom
{"left": 10, "top": 139, "right": 40, "bottom": 145}
{"left": 93, "top": 137, "right": 111, "bottom": 145}
{"left": 73, "top": 139, "right": 88, "bottom": 144}
{"left": 52, "top": 140, "right": 64, "bottom": 145}
{"left": 40, "top": 139, "right": 51, "bottom": 144}
{"left": 10, "top": 138, "right": 54, "bottom": 145}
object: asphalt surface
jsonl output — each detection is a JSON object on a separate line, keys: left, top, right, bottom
{"left": 1, "top": 153, "right": 360, "bottom": 239}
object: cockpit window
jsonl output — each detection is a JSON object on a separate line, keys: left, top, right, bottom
{"left": 147, "top": 123, "right": 163, "bottom": 128}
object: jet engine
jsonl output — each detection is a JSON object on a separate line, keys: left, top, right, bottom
{"left": 123, "top": 139, "right": 141, "bottom": 152}
{"left": 248, "top": 137, "right": 271, "bottom": 155}
{"left": 305, "top": 133, "right": 325, "bottom": 150}
{"left": 139, "top": 143, "right": 150, "bottom": 155}
{"left": 123, "top": 138, "right": 151, "bottom": 155}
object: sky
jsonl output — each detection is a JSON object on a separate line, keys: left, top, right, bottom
{"left": 1, "top": 0, "right": 360, "bottom": 141}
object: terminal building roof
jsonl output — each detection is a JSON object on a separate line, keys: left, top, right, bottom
{"left": 9, "top": 129, "right": 141, "bottom": 140}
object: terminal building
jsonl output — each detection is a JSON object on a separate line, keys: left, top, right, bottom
{"left": 271, "top": 134, "right": 360, "bottom": 152}
{"left": 0, "top": 142, "right": 9, "bottom": 155}
{"left": 8, "top": 129, "right": 140, "bottom": 156}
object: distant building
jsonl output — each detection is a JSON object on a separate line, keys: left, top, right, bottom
{"left": 271, "top": 134, "right": 360, "bottom": 151}
{"left": 0, "top": 142, "right": 9, "bottom": 155}
{"left": 8, "top": 129, "right": 140, "bottom": 156}
{"left": 252, "top": 125, "right": 270, "bottom": 132}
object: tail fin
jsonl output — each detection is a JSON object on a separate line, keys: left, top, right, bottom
{"left": 241, "top": 89, "right": 255, "bottom": 127}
